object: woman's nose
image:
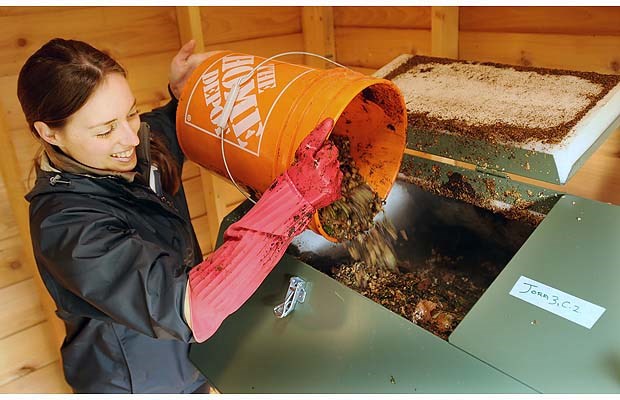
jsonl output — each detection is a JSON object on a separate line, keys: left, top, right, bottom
{"left": 119, "top": 120, "right": 140, "bottom": 147}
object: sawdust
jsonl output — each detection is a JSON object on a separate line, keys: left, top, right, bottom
{"left": 384, "top": 55, "right": 620, "bottom": 144}
{"left": 393, "top": 62, "right": 602, "bottom": 130}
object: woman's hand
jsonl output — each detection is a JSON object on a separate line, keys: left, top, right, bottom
{"left": 168, "top": 39, "right": 218, "bottom": 99}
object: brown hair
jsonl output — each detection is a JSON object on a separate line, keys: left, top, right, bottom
{"left": 17, "top": 38, "right": 180, "bottom": 194}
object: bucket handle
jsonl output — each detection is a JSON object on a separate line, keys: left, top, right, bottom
{"left": 215, "top": 52, "right": 352, "bottom": 205}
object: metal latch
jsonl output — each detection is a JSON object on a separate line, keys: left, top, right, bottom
{"left": 274, "top": 276, "right": 307, "bottom": 318}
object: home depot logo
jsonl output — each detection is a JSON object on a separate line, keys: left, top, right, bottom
{"left": 184, "top": 54, "right": 277, "bottom": 156}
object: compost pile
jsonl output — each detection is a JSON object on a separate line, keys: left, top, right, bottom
{"left": 332, "top": 254, "right": 487, "bottom": 340}
{"left": 319, "top": 135, "right": 399, "bottom": 284}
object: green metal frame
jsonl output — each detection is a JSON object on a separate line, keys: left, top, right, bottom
{"left": 450, "top": 195, "right": 620, "bottom": 393}
{"left": 407, "top": 114, "right": 620, "bottom": 185}
{"left": 400, "top": 154, "right": 562, "bottom": 215}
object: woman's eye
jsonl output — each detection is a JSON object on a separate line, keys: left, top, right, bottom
{"left": 96, "top": 131, "right": 112, "bottom": 138}
{"left": 128, "top": 109, "right": 140, "bottom": 119}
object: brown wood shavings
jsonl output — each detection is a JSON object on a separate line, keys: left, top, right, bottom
{"left": 385, "top": 55, "right": 620, "bottom": 145}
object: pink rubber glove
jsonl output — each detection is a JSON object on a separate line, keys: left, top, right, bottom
{"left": 188, "top": 118, "right": 342, "bottom": 342}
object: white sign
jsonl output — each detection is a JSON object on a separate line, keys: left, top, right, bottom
{"left": 509, "top": 275, "right": 606, "bottom": 329}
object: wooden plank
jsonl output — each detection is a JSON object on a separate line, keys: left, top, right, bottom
{"left": 431, "top": 6, "right": 459, "bottom": 58}
{"left": 191, "top": 214, "right": 212, "bottom": 257}
{"left": 0, "top": 361, "right": 69, "bottom": 394}
{"left": 459, "top": 31, "right": 620, "bottom": 74}
{"left": 302, "top": 7, "right": 336, "bottom": 69}
{"left": 0, "top": 236, "right": 31, "bottom": 289}
{"left": 0, "top": 6, "right": 88, "bottom": 17}
{"left": 225, "top": 201, "right": 245, "bottom": 216}
{"left": 122, "top": 51, "right": 177, "bottom": 105}
{"left": 175, "top": 6, "right": 220, "bottom": 257}
{"left": 176, "top": 6, "right": 204, "bottom": 48}
{"left": 0, "top": 102, "right": 64, "bottom": 351}
{"left": 335, "top": 27, "right": 431, "bottom": 68}
{"left": 0, "top": 74, "right": 25, "bottom": 133}
{"left": 460, "top": 6, "right": 620, "bottom": 36}
{"left": 0, "top": 184, "right": 20, "bottom": 242}
{"left": 2, "top": 128, "right": 38, "bottom": 184}
{"left": 0, "top": 7, "right": 179, "bottom": 77}
{"left": 0, "top": 279, "right": 46, "bottom": 340}
{"left": 204, "top": 33, "right": 305, "bottom": 64}
{"left": 183, "top": 175, "right": 206, "bottom": 219}
{"left": 214, "top": 173, "right": 249, "bottom": 209}
{"left": 334, "top": 6, "right": 431, "bottom": 29}
{"left": 0, "top": 322, "right": 59, "bottom": 387}
{"left": 200, "top": 6, "right": 301, "bottom": 46}
{"left": 182, "top": 161, "right": 201, "bottom": 181}
{"left": 199, "top": 169, "right": 227, "bottom": 253}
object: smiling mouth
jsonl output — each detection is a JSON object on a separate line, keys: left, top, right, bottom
{"left": 111, "top": 148, "right": 135, "bottom": 159}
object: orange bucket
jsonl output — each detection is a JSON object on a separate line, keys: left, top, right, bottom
{"left": 176, "top": 51, "right": 407, "bottom": 242}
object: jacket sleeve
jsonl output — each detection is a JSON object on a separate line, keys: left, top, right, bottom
{"left": 32, "top": 205, "right": 193, "bottom": 342}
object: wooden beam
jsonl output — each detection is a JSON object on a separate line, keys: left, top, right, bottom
{"left": 176, "top": 6, "right": 223, "bottom": 251}
{"left": 431, "top": 6, "right": 459, "bottom": 58}
{"left": 0, "top": 106, "right": 65, "bottom": 351}
{"left": 176, "top": 6, "right": 205, "bottom": 50}
{"left": 199, "top": 170, "right": 227, "bottom": 252}
{"left": 302, "top": 7, "right": 335, "bottom": 69}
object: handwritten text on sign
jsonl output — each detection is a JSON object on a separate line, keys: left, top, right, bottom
{"left": 509, "top": 276, "right": 605, "bottom": 329}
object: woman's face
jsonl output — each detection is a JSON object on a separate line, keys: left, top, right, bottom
{"left": 47, "top": 73, "right": 141, "bottom": 172}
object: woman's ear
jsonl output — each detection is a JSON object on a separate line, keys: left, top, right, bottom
{"left": 34, "top": 121, "right": 61, "bottom": 146}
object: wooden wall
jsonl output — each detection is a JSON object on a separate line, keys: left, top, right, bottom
{"left": 0, "top": 6, "right": 227, "bottom": 393}
{"left": 333, "top": 6, "right": 620, "bottom": 204}
{"left": 1, "top": 5, "right": 619, "bottom": 393}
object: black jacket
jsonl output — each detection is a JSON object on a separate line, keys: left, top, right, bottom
{"left": 25, "top": 99, "right": 206, "bottom": 393}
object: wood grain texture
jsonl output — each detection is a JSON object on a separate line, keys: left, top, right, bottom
{"left": 0, "top": 322, "right": 58, "bottom": 386}
{"left": 302, "top": 7, "right": 335, "bottom": 69}
{"left": 0, "top": 279, "right": 46, "bottom": 340}
{"left": 182, "top": 161, "right": 201, "bottom": 181}
{"left": 459, "top": 31, "right": 620, "bottom": 74}
{"left": 184, "top": 175, "right": 206, "bottom": 219}
{"left": 176, "top": 6, "right": 204, "bottom": 49}
{"left": 460, "top": 6, "right": 620, "bottom": 35}
{"left": 191, "top": 214, "right": 211, "bottom": 257}
{"left": 0, "top": 101, "right": 65, "bottom": 351}
{"left": 0, "top": 7, "right": 179, "bottom": 77}
{"left": 0, "top": 236, "right": 31, "bottom": 289}
{"left": 334, "top": 6, "right": 431, "bottom": 29}
{"left": 335, "top": 27, "right": 431, "bottom": 68}
{"left": 431, "top": 6, "right": 459, "bottom": 58}
{"left": 0, "top": 361, "right": 69, "bottom": 393}
{"left": 200, "top": 6, "right": 301, "bottom": 46}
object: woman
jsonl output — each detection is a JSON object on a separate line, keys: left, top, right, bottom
{"left": 17, "top": 38, "right": 342, "bottom": 393}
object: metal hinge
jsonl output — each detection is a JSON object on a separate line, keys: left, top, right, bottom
{"left": 274, "top": 276, "right": 307, "bottom": 319}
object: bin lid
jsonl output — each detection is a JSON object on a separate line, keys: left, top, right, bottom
{"left": 188, "top": 203, "right": 535, "bottom": 394}
{"left": 190, "top": 255, "right": 534, "bottom": 393}
{"left": 374, "top": 55, "right": 620, "bottom": 185}
{"left": 449, "top": 194, "right": 620, "bottom": 393}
